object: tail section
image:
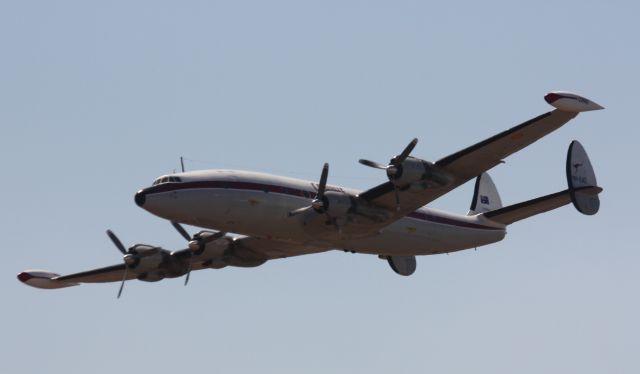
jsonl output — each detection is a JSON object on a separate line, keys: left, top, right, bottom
{"left": 566, "top": 140, "right": 600, "bottom": 215}
{"left": 480, "top": 140, "right": 602, "bottom": 225}
{"left": 468, "top": 172, "right": 502, "bottom": 215}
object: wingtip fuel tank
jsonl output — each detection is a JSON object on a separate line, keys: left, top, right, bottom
{"left": 545, "top": 91, "right": 604, "bottom": 112}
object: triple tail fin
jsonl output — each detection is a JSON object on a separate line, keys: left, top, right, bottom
{"left": 480, "top": 140, "right": 602, "bottom": 225}
{"left": 468, "top": 172, "right": 502, "bottom": 215}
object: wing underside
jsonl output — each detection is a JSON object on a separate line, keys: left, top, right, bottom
{"left": 55, "top": 264, "right": 134, "bottom": 283}
{"left": 18, "top": 236, "right": 324, "bottom": 289}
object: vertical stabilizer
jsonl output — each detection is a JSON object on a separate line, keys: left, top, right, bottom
{"left": 567, "top": 140, "right": 600, "bottom": 215}
{"left": 468, "top": 172, "right": 502, "bottom": 215}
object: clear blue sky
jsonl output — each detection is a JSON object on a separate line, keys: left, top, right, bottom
{"left": 2, "top": 1, "right": 638, "bottom": 373}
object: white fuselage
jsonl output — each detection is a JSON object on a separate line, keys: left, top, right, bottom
{"left": 136, "top": 170, "right": 506, "bottom": 259}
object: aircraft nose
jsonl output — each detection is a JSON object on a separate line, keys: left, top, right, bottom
{"left": 134, "top": 190, "right": 146, "bottom": 207}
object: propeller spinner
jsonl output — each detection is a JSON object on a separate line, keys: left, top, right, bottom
{"left": 171, "top": 221, "right": 226, "bottom": 285}
{"left": 106, "top": 229, "right": 140, "bottom": 298}
{"left": 359, "top": 138, "right": 418, "bottom": 179}
{"left": 288, "top": 163, "right": 330, "bottom": 217}
{"left": 359, "top": 138, "right": 418, "bottom": 209}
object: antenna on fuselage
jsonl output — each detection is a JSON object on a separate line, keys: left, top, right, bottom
{"left": 180, "top": 156, "right": 185, "bottom": 172}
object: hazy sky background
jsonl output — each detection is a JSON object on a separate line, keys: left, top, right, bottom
{"left": 2, "top": 1, "right": 638, "bottom": 373}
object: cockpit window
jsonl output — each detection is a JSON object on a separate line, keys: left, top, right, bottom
{"left": 152, "top": 176, "right": 182, "bottom": 186}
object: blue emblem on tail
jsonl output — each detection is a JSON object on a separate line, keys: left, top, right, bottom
{"left": 480, "top": 195, "right": 490, "bottom": 204}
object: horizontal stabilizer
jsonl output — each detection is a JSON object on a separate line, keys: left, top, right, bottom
{"left": 482, "top": 186, "right": 602, "bottom": 225}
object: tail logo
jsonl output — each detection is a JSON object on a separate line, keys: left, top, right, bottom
{"left": 480, "top": 195, "right": 490, "bottom": 204}
{"left": 573, "top": 163, "right": 583, "bottom": 173}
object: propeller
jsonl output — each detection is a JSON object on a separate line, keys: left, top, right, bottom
{"left": 359, "top": 138, "right": 417, "bottom": 178}
{"left": 359, "top": 138, "right": 418, "bottom": 210}
{"left": 106, "top": 229, "right": 138, "bottom": 299}
{"left": 171, "top": 221, "right": 226, "bottom": 285}
{"left": 171, "top": 221, "right": 191, "bottom": 242}
{"left": 288, "top": 163, "right": 330, "bottom": 217}
{"left": 107, "top": 229, "right": 127, "bottom": 255}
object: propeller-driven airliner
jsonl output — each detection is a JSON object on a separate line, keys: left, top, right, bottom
{"left": 18, "top": 91, "right": 604, "bottom": 297}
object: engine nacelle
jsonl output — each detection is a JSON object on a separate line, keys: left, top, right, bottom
{"left": 127, "top": 245, "right": 165, "bottom": 273}
{"left": 196, "top": 237, "right": 233, "bottom": 263}
{"left": 392, "top": 157, "right": 453, "bottom": 188}
{"left": 223, "top": 238, "right": 268, "bottom": 268}
{"left": 323, "top": 190, "right": 354, "bottom": 217}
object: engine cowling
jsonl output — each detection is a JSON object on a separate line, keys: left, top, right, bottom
{"left": 391, "top": 157, "right": 453, "bottom": 188}
{"left": 126, "top": 245, "right": 165, "bottom": 273}
{"left": 195, "top": 237, "right": 233, "bottom": 268}
{"left": 322, "top": 190, "right": 354, "bottom": 218}
{"left": 223, "top": 239, "right": 267, "bottom": 268}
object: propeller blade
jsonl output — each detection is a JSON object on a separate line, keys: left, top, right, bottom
{"left": 106, "top": 230, "right": 127, "bottom": 255}
{"left": 289, "top": 163, "right": 330, "bottom": 217}
{"left": 172, "top": 222, "right": 191, "bottom": 242}
{"left": 316, "top": 163, "right": 329, "bottom": 199}
{"left": 184, "top": 269, "right": 191, "bottom": 286}
{"left": 288, "top": 206, "right": 311, "bottom": 217}
{"left": 396, "top": 138, "right": 418, "bottom": 163}
{"left": 184, "top": 253, "right": 193, "bottom": 286}
{"left": 117, "top": 266, "right": 128, "bottom": 299}
{"left": 358, "top": 159, "right": 387, "bottom": 169}
{"left": 183, "top": 231, "right": 225, "bottom": 285}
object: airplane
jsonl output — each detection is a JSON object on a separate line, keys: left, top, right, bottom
{"left": 18, "top": 91, "right": 604, "bottom": 297}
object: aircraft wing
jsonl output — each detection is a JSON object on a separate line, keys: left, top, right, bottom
{"left": 54, "top": 264, "right": 135, "bottom": 283}
{"left": 17, "top": 264, "right": 135, "bottom": 289}
{"left": 359, "top": 109, "right": 578, "bottom": 215}
{"left": 19, "top": 236, "right": 328, "bottom": 290}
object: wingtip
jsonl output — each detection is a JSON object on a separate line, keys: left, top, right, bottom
{"left": 544, "top": 91, "right": 604, "bottom": 112}
{"left": 17, "top": 271, "right": 33, "bottom": 283}
{"left": 17, "top": 269, "right": 78, "bottom": 289}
